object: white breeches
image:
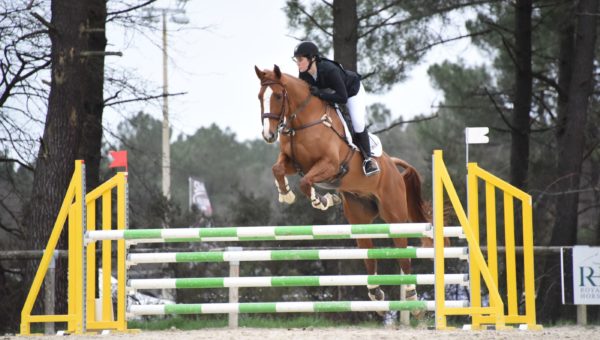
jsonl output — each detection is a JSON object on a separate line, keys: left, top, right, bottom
{"left": 346, "top": 83, "right": 367, "bottom": 133}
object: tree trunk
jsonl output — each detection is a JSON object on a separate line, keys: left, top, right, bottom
{"left": 332, "top": 0, "right": 358, "bottom": 72}
{"left": 510, "top": 0, "right": 532, "bottom": 306}
{"left": 78, "top": 0, "right": 107, "bottom": 190}
{"left": 23, "top": 0, "right": 106, "bottom": 314}
{"left": 537, "top": 0, "right": 598, "bottom": 323}
{"left": 511, "top": 0, "right": 532, "bottom": 192}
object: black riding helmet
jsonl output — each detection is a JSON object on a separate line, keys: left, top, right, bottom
{"left": 294, "top": 41, "right": 319, "bottom": 59}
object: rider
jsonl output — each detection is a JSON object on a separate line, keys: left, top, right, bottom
{"left": 292, "top": 41, "right": 380, "bottom": 177}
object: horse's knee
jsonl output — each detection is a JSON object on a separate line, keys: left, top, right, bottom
{"left": 272, "top": 163, "right": 285, "bottom": 177}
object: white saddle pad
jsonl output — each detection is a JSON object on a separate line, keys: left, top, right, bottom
{"left": 334, "top": 108, "right": 383, "bottom": 157}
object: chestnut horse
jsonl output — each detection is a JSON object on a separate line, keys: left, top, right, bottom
{"left": 255, "top": 65, "right": 432, "bottom": 313}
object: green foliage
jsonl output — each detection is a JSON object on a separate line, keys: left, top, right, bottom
{"left": 111, "top": 112, "right": 165, "bottom": 227}
{"left": 366, "top": 103, "right": 392, "bottom": 131}
{"left": 285, "top": 0, "right": 480, "bottom": 93}
{"left": 229, "top": 188, "right": 272, "bottom": 226}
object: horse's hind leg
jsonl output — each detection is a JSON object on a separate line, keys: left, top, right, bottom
{"left": 341, "top": 193, "right": 386, "bottom": 309}
{"left": 378, "top": 183, "right": 423, "bottom": 317}
{"left": 392, "top": 238, "right": 419, "bottom": 302}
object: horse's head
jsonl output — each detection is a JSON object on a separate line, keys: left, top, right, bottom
{"left": 255, "top": 64, "right": 287, "bottom": 143}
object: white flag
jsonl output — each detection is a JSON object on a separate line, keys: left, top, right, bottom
{"left": 189, "top": 177, "right": 213, "bottom": 216}
{"left": 465, "top": 127, "right": 489, "bottom": 144}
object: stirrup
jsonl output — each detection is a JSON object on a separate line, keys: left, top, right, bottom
{"left": 362, "top": 158, "right": 380, "bottom": 176}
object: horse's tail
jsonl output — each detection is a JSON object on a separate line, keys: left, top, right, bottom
{"left": 391, "top": 157, "right": 449, "bottom": 247}
{"left": 391, "top": 157, "right": 429, "bottom": 223}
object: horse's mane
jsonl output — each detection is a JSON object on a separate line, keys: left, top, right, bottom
{"left": 281, "top": 72, "right": 310, "bottom": 92}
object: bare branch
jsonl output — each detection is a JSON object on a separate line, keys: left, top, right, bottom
{"left": 107, "top": 0, "right": 157, "bottom": 18}
{"left": 483, "top": 86, "right": 515, "bottom": 131}
{"left": 320, "top": 0, "right": 333, "bottom": 9}
{"left": 359, "top": 0, "right": 501, "bottom": 36}
{"left": 104, "top": 91, "right": 187, "bottom": 107}
{"left": 30, "top": 12, "right": 55, "bottom": 32}
{"left": 288, "top": 1, "right": 332, "bottom": 36}
{"left": 532, "top": 71, "right": 564, "bottom": 97}
{"left": 0, "top": 158, "right": 34, "bottom": 171}
{"left": 359, "top": 11, "right": 399, "bottom": 39}
{"left": 399, "top": 29, "right": 492, "bottom": 59}
{"left": 371, "top": 113, "right": 438, "bottom": 134}
{"left": 359, "top": 1, "right": 402, "bottom": 22}
{"left": 0, "top": 195, "right": 26, "bottom": 238}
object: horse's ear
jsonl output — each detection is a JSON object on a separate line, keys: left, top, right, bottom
{"left": 254, "top": 65, "right": 264, "bottom": 80}
{"left": 274, "top": 64, "right": 281, "bottom": 79}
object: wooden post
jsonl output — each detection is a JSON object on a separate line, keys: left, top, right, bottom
{"left": 577, "top": 305, "right": 587, "bottom": 325}
{"left": 228, "top": 247, "right": 241, "bottom": 328}
{"left": 399, "top": 284, "right": 409, "bottom": 326}
{"left": 44, "top": 251, "right": 58, "bottom": 335}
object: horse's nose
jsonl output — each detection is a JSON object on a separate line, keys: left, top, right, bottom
{"left": 262, "top": 131, "right": 276, "bottom": 143}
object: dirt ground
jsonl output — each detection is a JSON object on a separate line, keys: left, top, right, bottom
{"left": 8, "top": 325, "right": 599, "bottom": 340}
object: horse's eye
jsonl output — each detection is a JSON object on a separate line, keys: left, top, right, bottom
{"left": 274, "top": 94, "right": 282, "bottom": 100}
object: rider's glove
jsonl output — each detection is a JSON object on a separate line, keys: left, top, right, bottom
{"left": 309, "top": 85, "right": 320, "bottom": 97}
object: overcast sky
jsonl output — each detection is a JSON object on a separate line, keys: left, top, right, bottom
{"left": 105, "top": 0, "right": 480, "bottom": 142}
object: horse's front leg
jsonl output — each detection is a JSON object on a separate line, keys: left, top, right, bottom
{"left": 298, "top": 160, "right": 338, "bottom": 210}
{"left": 272, "top": 153, "right": 297, "bottom": 204}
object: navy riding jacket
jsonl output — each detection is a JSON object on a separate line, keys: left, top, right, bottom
{"left": 298, "top": 58, "right": 361, "bottom": 104}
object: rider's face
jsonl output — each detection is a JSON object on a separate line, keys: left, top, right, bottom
{"left": 294, "top": 56, "right": 310, "bottom": 73}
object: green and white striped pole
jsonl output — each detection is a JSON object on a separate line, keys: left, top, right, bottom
{"left": 86, "top": 223, "right": 464, "bottom": 243}
{"left": 128, "top": 274, "right": 469, "bottom": 290}
{"left": 127, "top": 247, "right": 468, "bottom": 265}
{"left": 129, "top": 300, "right": 469, "bottom": 316}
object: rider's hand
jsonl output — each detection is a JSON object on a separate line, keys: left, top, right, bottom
{"left": 309, "top": 85, "right": 320, "bottom": 97}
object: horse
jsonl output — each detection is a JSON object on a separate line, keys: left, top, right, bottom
{"left": 255, "top": 64, "right": 434, "bottom": 315}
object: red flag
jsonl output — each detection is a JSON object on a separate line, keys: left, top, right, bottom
{"left": 108, "top": 150, "right": 128, "bottom": 171}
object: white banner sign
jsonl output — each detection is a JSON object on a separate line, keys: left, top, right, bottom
{"left": 573, "top": 246, "right": 600, "bottom": 304}
{"left": 189, "top": 177, "right": 213, "bottom": 216}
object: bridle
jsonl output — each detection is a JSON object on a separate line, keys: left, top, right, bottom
{"left": 260, "top": 79, "right": 312, "bottom": 135}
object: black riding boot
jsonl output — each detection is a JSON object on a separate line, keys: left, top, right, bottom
{"left": 356, "top": 131, "right": 380, "bottom": 176}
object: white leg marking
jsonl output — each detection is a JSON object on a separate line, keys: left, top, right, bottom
{"left": 275, "top": 178, "right": 295, "bottom": 204}
{"left": 310, "top": 187, "right": 331, "bottom": 210}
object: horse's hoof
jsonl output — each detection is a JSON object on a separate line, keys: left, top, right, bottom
{"left": 311, "top": 198, "right": 326, "bottom": 210}
{"left": 368, "top": 287, "right": 386, "bottom": 316}
{"left": 406, "top": 288, "right": 425, "bottom": 319}
{"left": 312, "top": 195, "right": 331, "bottom": 210}
{"left": 368, "top": 287, "right": 385, "bottom": 301}
{"left": 278, "top": 191, "right": 296, "bottom": 204}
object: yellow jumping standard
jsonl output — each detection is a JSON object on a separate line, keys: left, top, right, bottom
{"left": 433, "top": 150, "right": 541, "bottom": 330}
{"left": 20, "top": 161, "right": 129, "bottom": 335}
